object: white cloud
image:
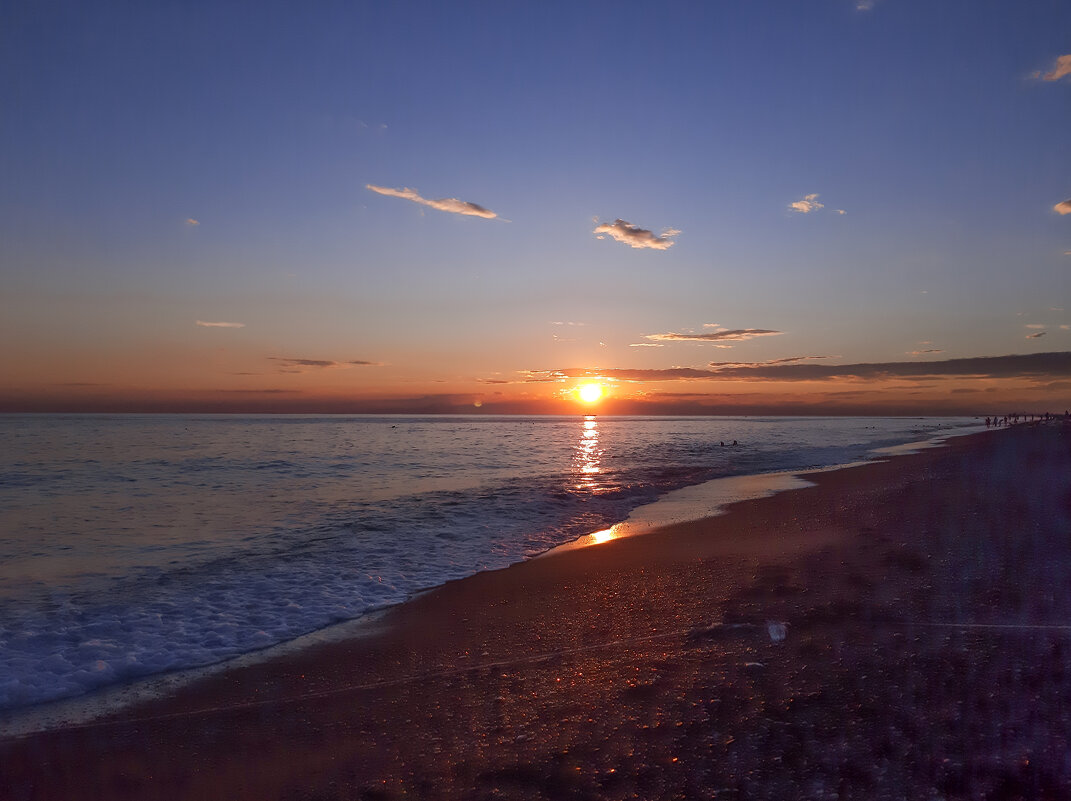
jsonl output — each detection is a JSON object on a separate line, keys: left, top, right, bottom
{"left": 1039, "top": 55, "right": 1071, "bottom": 82}
{"left": 629, "top": 343, "right": 665, "bottom": 348}
{"left": 856, "top": 0, "right": 876, "bottom": 10}
{"left": 366, "top": 184, "right": 497, "bottom": 218}
{"left": 593, "top": 219, "right": 679, "bottom": 250}
{"left": 1054, "top": 199, "right": 1071, "bottom": 215}
{"left": 196, "top": 320, "right": 244, "bottom": 328}
{"left": 789, "top": 193, "right": 824, "bottom": 213}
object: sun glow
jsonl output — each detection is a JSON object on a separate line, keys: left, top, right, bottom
{"left": 577, "top": 383, "right": 604, "bottom": 403}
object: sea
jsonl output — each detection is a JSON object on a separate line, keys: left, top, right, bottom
{"left": 0, "top": 414, "right": 982, "bottom": 718}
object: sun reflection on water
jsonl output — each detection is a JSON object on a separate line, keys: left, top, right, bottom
{"left": 573, "top": 416, "right": 603, "bottom": 491}
{"left": 589, "top": 528, "right": 615, "bottom": 544}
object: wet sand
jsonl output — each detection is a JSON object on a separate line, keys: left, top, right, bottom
{"left": 3, "top": 423, "right": 1071, "bottom": 800}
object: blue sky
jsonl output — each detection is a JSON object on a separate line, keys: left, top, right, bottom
{"left": 2, "top": 0, "right": 1069, "bottom": 413}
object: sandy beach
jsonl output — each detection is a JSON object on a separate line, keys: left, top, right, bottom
{"left": 3, "top": 423, "right": 1071, "bottom": 800}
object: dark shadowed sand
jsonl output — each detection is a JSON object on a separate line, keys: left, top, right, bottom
{"left": 3, "top": 423, "right": 1071, "bottom": 800}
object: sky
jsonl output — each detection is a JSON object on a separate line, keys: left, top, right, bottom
{"left": 2, "top": 0, "right": 1070, "bottom": 415}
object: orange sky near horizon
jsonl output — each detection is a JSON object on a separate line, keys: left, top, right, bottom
{"left": 3, "top": 355, "right": 1067, "bottom": 416}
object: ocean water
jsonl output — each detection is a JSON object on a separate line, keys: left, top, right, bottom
{"left": 0, "top": 414, "right": 980, "bottom": 713}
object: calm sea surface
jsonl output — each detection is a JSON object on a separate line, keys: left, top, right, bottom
{"left": 0, "top": 414, "right": 980, "bottom": 712}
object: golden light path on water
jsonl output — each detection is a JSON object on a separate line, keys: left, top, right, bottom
{"left": 547, "top": 414, "right": 836, "bottom": 558}
{"left": 565, "top": 415, "right": 625, "bottom": 547}
{"left": 573, "top": 416, "right": 603, "bottom": 492}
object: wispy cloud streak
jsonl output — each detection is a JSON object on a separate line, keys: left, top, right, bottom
{"left": 269, "top": 357, "right": 383, "bottom": 372}
{"left": 593, "top": 219, "right": 679, "bottom": 250}
{"left": 646, "top": 328, "right": 783, "bottom": 343}
{"left": 1038, "top": 55, "right": 1071, "bottom": 82}
{"left": 196, "top": 320, "right": 245, "bottom": 328}
{"left": 702, "top": 352, "right": 1071, "bottom": 380}
{"left": 519, "top": 352, "right": 1071, "bottom": 384}
{"left": 366, "top": 184, "right": 497, "bottom": 218}
{"left": 709, "top": 356, "right": 832, "bottom": 367}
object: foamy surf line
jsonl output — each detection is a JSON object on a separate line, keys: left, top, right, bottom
{"left": 0, "top": 609, "right": 395, "bottom": 739}
{"left": 0, "top": 421, "right": 987, "bottom": 738}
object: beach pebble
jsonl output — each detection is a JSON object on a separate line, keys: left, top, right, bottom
{"left": 766, "top": 621, "right": 787, "bottom": 642}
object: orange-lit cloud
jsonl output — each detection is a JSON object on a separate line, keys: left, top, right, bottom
{"left": 908, "top": 348, "right": 944, "bottom": 355}
{"left": 365, "top": 184, "right": 497, "bottom": 218}
{"left": 593, "top": 219, "right": 679, "bottom": 250}
{"left": 1038, "top": 55, "right": 1071, "bottom": 82}
{"left": 629, "top": 342, "right": 665, "bottom": 347}
{"left": 269, "top": 357, "right": 383, "bottom": 372}
{"left": 185, "top": 218, "right": 200, "bottom": 226}
{"left": 196, "top": 320, "right": 245, "bottom": 328}
{"left": 1026, "top": 332, "right": 1047, "bottom": 339}
{"left": 789, "top": 193, "right": 824, "bottom": 213}
{"left": 646, "top": 328, "right": 783, "bottom": 343}
{"left": 1054, "top": 199, "right": 1071, "bottom": 215}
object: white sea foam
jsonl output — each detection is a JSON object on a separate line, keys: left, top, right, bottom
{"left": 0, "top": 414, "right": 983, "bottom": 718}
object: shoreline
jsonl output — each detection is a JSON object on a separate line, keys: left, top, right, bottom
{"left": 0, "top": 423, "right": 982, "bottom": 738}
{"left": 6, "top": 422, "right": 1071, "bottom": 798}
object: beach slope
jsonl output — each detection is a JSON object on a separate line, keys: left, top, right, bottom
{"left": 3, "top": 424, "right": 1071, "bottom": 800}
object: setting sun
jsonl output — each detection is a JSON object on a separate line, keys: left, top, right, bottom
{"left": 577, "top": 383, "right": 604, "bottom": 404}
